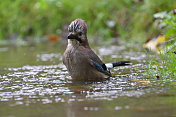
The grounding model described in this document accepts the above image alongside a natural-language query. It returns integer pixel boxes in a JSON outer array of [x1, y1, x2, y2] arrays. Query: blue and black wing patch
[[90, 59, 112, 77]]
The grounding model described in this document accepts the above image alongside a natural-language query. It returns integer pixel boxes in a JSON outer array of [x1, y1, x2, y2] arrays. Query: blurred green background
[[1, 1, 176, 117], [0, 0, 176, 44]]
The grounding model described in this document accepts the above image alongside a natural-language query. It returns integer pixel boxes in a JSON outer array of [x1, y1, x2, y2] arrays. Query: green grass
[[148, 45, 176, 81], [147, 13, 176, 81], [0, 0, 176, 44]]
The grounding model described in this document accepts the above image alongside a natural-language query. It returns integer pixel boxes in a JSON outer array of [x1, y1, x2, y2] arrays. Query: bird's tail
[[105, 61, 130, 69]]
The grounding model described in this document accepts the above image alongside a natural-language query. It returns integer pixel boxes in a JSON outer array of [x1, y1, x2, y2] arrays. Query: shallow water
[[0, 43, 176, 117]]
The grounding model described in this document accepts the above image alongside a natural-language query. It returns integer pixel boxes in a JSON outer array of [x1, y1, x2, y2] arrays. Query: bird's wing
[[87, 49, 104, 65], [86, 49, 112, 77], [90, 59, 112, 77]]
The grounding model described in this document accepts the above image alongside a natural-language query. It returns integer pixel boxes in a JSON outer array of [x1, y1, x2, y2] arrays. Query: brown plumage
[[63, 19, 129, 81]]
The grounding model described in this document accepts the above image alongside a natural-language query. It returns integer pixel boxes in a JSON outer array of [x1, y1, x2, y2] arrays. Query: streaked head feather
[[68, 19, 87, 33]]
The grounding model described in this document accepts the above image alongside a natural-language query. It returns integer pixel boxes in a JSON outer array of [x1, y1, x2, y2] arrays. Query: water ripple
[[0, 47, 155, 106]]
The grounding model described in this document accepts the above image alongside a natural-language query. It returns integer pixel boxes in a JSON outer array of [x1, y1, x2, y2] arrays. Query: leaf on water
[[170, 82, 176, 86], [133, 107, 149, 112], [129, 79, 151, 86]]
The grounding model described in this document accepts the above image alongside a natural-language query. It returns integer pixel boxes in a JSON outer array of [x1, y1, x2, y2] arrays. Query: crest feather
[[68, 19, 87, 33]]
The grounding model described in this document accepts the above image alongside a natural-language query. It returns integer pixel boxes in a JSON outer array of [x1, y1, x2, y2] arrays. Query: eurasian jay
[[63, 19, 129, 81]]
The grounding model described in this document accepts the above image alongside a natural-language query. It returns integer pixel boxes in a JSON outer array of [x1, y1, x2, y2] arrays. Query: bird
[[62, 19, 130, 81]]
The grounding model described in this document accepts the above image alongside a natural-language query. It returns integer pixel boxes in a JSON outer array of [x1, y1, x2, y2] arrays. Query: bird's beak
[[67, 33, 82, 43], [67, 33, 77, 39]]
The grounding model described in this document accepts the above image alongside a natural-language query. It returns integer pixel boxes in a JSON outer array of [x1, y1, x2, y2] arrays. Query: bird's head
[[67, 19, 88, 45]]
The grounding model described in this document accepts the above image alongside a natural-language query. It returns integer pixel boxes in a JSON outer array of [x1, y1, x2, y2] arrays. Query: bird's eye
[[78, 32, 82, 36]]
